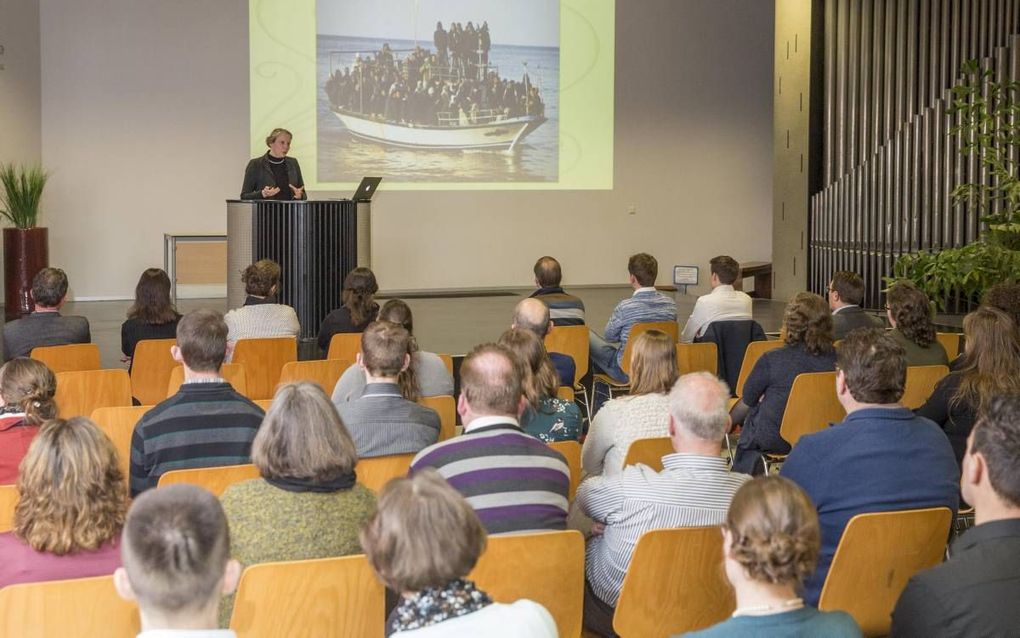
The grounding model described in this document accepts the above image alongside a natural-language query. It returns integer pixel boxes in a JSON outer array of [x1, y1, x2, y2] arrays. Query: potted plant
[[0, 164, 49, 322]]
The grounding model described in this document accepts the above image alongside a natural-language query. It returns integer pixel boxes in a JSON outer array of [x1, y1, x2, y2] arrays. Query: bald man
[[512, 298, 575, 387]]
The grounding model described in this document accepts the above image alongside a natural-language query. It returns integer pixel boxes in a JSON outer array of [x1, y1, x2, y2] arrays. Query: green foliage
[[0, 164, 48, 229], [890, 242, 1020, 311]]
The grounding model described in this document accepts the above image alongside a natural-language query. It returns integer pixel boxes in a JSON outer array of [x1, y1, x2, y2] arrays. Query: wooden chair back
[[545, 325, 589, 385], [614, 527, 734, 637], [91, 405, 153, 486], [676, 342, 718, 375], [356, 453, 415, 493], [936, 332, 961, 360], [418, 394, 456, 440], [229, 554, 384, 638], [327, 332, 362, 363], [30, 343, 101, 373], [157, 463, 260, 497], [621, 321, 680, 377], [902, 365, 950, 409], [232, 337, 297, 401], [735, 340, 784, 397], [556, 386, 575, 402], [0, 575, 140, 638], [278, 359, 351, 395], [55, 369, 132, 419], [548, 440, 581, 501], [166, 362, 247, 397], [819, 507, 953, 637], [469, 530, 585, 638], [129, 338, 177, 405], [777, 371, 845, 448], [437, 353, 454, 375], [254, 399, 273, 411], [622, 437, 674, 472], [0, 484, 18, 533]]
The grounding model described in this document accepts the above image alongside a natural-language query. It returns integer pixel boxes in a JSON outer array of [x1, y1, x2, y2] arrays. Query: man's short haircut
[[710, 256, 741, 286], [533, 256, 562, 288], [459, 343, 523, 416], [829, 271, 866, 306], [31, 267, 68, 308], [512, 298, 552, 338], [361, 321, 411, 377], [983, 283, 1020, 328], [175, 309, 228, 373], [971, 395, 1020, 507], [836, 328, 907, 404], [628, 253, 658, 287], [667, 371, 731, 441], [121, 484, 230, 613]]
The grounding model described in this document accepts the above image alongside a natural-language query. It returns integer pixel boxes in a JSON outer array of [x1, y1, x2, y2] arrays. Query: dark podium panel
[[226, 200, 357, 342]]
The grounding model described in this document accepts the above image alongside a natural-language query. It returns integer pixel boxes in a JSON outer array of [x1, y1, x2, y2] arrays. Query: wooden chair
[[157, 463, 260, 497], [469, 530, 585, 638], [229, 554, 384, 638], [254, 399, 273, 411], [622, 437, 674, 472], [356, 453, 415, 493], [232, 337, 297, 401], [763, 371, 844, 474], [437, 353, 454, 375], [91, 405, 153, 486], [327, 332, 362, 363], [545, 324, 590, 387], [594, 321, 680, 399], [0, 574, 140, 638], [278, 359, 351, 395], [166, 362, 248, 397], [819, 507, 953, 637], [129, 338, 177, 405], [55, 369, 132, 419], [936, 332, 962, 360], [0, 484, 18, 533], [419, 394, 456, 440], [734, 339, 784, 398], [676, 342, 718, 375], [902, 365, 950, 409], [30, 343, 101, 373], [613, 527, 734, 637], [548, 440, 581, 501], [557, 386, 575, 402]]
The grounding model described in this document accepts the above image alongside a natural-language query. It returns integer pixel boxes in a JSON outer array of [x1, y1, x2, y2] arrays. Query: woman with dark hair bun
[[317, 267, 380, 353], [223, 259, 300, 343], [885, 281, 948, 366], [120, 268, 181, 365], [0, 358, 58, 483]]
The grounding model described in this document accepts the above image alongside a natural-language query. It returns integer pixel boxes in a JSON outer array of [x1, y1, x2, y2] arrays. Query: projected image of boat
[[332, 109, 546, 151]]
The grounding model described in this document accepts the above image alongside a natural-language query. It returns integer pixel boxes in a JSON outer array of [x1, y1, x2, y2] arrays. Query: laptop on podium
[[352, 177, 382, 202]]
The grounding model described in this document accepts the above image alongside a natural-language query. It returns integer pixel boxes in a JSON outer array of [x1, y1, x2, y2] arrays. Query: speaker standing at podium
[[239, 127, 307, 201]]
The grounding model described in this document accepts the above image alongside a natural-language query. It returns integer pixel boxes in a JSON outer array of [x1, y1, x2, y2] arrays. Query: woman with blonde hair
[[0, 417, 127, 587], [361, 469, 556, 636], [0, 358, 58, 483], [498, 328, 581, 443], [886, 281, 949, 366], [582, 329, 679, 476], [685, 477, 861, 637], [318, 267, 380, 353], [731, 292, 837, 474]]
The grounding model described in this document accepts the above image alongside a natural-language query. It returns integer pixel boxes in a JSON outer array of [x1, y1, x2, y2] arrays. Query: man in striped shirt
[[529, 256, 586, 326], [409, 343, 570, 534], [578, 372, 749, 636]]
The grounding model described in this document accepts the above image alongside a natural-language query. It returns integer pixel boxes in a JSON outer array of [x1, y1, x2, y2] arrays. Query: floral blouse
[[521, 396, 582, 443]]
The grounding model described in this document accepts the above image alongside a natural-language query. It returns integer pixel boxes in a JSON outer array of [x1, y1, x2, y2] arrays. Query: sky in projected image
[[316, 0, 560, 183]]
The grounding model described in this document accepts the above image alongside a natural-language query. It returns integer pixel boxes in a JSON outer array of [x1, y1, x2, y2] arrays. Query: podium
[[225, 200, 361, 344]]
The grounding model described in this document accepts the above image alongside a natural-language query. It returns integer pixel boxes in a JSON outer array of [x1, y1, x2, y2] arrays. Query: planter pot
[[3, 227, 49, 322]]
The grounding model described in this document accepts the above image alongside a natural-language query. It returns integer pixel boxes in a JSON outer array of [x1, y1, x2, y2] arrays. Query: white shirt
[[680, 284, 753, 343], [463, 415, 521, 433], [394, 600, 557, 637]]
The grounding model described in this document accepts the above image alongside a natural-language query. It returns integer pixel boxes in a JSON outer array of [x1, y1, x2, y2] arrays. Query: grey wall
[[0, 0, 41, 166]]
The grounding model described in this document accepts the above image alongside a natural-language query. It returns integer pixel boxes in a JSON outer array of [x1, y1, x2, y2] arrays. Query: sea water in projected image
[[316, 34, 559, 183]]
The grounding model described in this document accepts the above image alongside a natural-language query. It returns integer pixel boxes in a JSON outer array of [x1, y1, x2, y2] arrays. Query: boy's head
[[114, 485, 239, 626]]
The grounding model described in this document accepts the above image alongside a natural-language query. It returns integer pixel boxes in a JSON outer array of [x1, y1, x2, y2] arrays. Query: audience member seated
[[581, 329, 678, 476], [589, 253, 677, 383], [892, 395, 1020, 637], [335, 322, 440, 458], [361, 469, 557, 637], [219, 382, 376, 623], [129, 310, 264, 497], [916, 306, 1020, 468], [827, 270, 883, 339], [780, 328, 959, 606], [686, 477, 862, 638], [332, 299, 454, 402], [0, 417, 126, 587], [680, 255, 753, 343], [410, 343, 569, 534], [529, 255, 586, 326], [0, 358, 57, 483], [982, 282, 1020, 332], [120, 268, 181, 368], [885, 280, 949, 366], [115, 485, 241, 638], [317, 266, 379, 353], [2, 267, 90, 361], [730, 292, 837, 475], [223, 259, 300, 345], [498, 328, 581, 443], [512, 297, 574, 387], [578, 372, 750, 636]]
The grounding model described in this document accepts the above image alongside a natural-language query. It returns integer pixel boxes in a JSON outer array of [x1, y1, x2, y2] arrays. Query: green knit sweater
[[218, 478, 377, 626]]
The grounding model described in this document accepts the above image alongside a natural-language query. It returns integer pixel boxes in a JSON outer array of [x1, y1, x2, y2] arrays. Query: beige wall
[[35, 0, 773, 299], [0, 0, 41, 166]]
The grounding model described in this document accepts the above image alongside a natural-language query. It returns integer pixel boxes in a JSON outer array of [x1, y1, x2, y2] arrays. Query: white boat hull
[[332, 109, 545, 150]]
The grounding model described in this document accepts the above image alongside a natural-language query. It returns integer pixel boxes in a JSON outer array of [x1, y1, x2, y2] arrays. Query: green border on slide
[[249, 0, 614, 190]]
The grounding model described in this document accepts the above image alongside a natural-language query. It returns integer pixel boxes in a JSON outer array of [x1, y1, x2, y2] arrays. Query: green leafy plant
[[0, 164, 48, 229], [890, 242, 1020, 311]]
